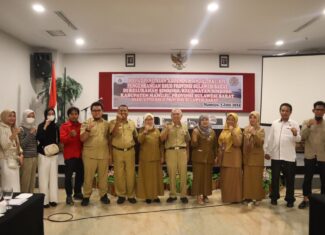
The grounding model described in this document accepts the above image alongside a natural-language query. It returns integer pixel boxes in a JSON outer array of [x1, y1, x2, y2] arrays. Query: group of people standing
[[0, 100, 324, 210]]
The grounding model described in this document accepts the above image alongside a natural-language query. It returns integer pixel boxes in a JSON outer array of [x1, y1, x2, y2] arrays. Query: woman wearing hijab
[[19, 109, 38, 193], [36, 108, 60, 208], [136, 113, 164, 203], [0, 109, 23, 192], [218, 113, 243, 203], [191, 115, 218, 204], [243, 111, 265, 205]]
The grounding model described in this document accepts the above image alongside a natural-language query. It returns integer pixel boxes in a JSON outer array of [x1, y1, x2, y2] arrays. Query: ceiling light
[[32, 3, 45, 13], [75, 38, 85, 46], [323, 9, 325, 15], [190, 39, 199, 46], [207, 2, 219, 12], [275, 40, 284, 46]]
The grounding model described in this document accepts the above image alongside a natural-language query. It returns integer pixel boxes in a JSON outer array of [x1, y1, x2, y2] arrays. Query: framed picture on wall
[[219, 54, 229, 68], [125, 54, 136, 67]]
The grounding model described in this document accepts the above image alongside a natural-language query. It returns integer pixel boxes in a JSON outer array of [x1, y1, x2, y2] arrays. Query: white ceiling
[[1, 0, 325, 55]]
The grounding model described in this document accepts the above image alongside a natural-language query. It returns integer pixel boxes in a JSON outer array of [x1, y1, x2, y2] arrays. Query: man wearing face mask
[[298, 101, 325, 209], [36, 108, 60, 208], [109, 104, 138, 204], [19, 109, 38, 193], [60, 107, 83, 205]]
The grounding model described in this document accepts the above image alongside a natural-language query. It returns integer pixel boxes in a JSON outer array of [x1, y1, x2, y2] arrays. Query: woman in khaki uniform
[[243, 111, 265, 205], [218, 113, 243, 203], [136, 113, 164, 203], [191, 115, 218, 204]]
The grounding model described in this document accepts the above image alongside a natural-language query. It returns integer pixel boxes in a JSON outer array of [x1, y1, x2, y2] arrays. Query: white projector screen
[[261, 55, 325, 124]]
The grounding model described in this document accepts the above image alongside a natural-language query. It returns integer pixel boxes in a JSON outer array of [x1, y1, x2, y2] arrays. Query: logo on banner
[[171, 52, 187, 70]]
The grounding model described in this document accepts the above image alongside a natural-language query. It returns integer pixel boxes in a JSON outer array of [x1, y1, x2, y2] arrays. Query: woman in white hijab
[[19, 109, 38, 193], [136, 113, 164, 203], [0, 109, 23, 192]]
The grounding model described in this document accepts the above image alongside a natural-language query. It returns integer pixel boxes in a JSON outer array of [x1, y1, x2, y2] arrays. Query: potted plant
[[212, 172, 220, 190], [38, 75, 83, 125], [107, 169, 116, 196], [263, 168, 272, 196]]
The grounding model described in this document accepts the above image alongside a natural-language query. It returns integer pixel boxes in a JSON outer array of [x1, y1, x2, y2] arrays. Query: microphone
[[81, 97, 104, 111]]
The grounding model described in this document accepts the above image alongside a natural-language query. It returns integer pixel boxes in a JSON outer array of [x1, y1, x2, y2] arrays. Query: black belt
[[166, 146, 186, 150], [112, 146, 134, 152]]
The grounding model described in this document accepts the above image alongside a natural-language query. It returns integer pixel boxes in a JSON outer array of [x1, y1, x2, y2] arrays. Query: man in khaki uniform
[[80, 102, 110, 206], [160, 108, 191, 203], [110, 105, 138, 204], [298, 101, 325, 209]]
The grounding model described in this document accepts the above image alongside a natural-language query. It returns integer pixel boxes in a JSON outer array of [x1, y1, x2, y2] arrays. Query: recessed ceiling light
[[207, 2, 219, 12], [190, 39, 199, 46], [275, 40, 284, 46], [32, 3, 45, 13], [75, 38, 85, 46]]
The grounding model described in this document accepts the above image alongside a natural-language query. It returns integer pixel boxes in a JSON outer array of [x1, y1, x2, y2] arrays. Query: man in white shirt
[[265, 103, 301, 208]]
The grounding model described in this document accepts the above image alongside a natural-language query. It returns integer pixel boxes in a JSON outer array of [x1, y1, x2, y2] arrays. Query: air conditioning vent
[[46, 30, 66, 36], [54, 11, 78, 30]]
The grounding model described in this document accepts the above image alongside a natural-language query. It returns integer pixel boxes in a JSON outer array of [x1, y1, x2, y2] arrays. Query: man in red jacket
[[60, 107, 83, 205]]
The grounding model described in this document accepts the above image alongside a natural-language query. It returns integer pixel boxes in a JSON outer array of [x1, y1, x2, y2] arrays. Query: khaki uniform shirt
[[81, 118, 109, 159], [301, 119, 325, 162], [109, 119, 138, 148], [161, 122, 191, 149]]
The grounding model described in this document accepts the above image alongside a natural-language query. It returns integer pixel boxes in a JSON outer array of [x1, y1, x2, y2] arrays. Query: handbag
[[44, 144, 59, 156], [7, 157, 19, 169]]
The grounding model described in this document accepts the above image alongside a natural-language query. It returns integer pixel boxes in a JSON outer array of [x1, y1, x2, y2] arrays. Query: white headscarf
[[20, 109, 36, 129]]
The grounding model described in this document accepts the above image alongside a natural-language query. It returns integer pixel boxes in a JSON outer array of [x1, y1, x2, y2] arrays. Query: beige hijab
[[218, 113, 241, 152], [0, 109, 16, 128]]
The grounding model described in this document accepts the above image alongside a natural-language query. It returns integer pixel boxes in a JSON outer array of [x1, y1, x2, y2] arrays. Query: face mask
[[315, 116, 323, 121], [26, 117, 35, 124], [47, 115, 55, 121]]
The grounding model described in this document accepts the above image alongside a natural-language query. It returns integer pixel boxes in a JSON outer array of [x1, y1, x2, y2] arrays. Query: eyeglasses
[[91, 109, 102, 112]]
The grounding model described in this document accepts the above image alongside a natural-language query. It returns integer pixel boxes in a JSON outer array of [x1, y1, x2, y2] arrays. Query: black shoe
[[66, 196, 74, 205], [128, 198, 137, 204], [166, 197, 177, 203], [73, 193, 84, 200], [153, 198, 161, 203], [287, 202, 294, 208], [145, 199, 152, 204], [180, 197, 188, 204], [298, 200, 309, 209], [100, 194, 110, 204], [43, 204, 50, 208], [271, 199, 277, 205], [117, 197, 126, 204], [81, 198, 90, 206], [49, 202, 57, 207]]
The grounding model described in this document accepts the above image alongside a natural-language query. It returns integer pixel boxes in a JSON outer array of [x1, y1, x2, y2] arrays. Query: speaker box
[[34, 53, 52, 78], [154, 117, 160, 125]]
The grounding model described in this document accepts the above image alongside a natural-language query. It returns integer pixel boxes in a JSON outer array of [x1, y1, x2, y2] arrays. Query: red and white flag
[[48, 62, 57, 109]]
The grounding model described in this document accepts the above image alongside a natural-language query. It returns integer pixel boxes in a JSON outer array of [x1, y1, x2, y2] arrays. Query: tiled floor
[[43, 188, 309, 235]]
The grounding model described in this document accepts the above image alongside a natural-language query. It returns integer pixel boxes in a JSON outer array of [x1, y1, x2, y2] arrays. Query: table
[[309, 194, 325, 235], [0, 193, 45, 235]]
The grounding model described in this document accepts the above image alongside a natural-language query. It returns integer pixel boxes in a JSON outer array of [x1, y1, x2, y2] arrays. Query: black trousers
[[302, 158, 325, 197], [270, 159, 296, 203], [64, 158, 84, 196]]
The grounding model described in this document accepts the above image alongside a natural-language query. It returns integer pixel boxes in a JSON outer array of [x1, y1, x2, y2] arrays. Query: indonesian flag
[[48, 62, 57, 109]]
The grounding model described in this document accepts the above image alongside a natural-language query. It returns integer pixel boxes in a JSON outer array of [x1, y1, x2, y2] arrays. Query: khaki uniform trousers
[[113, 148, 136, 198], [20, 157, 38, 193], [165, 149, 188, 197], [83, 157, 108, 198]]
